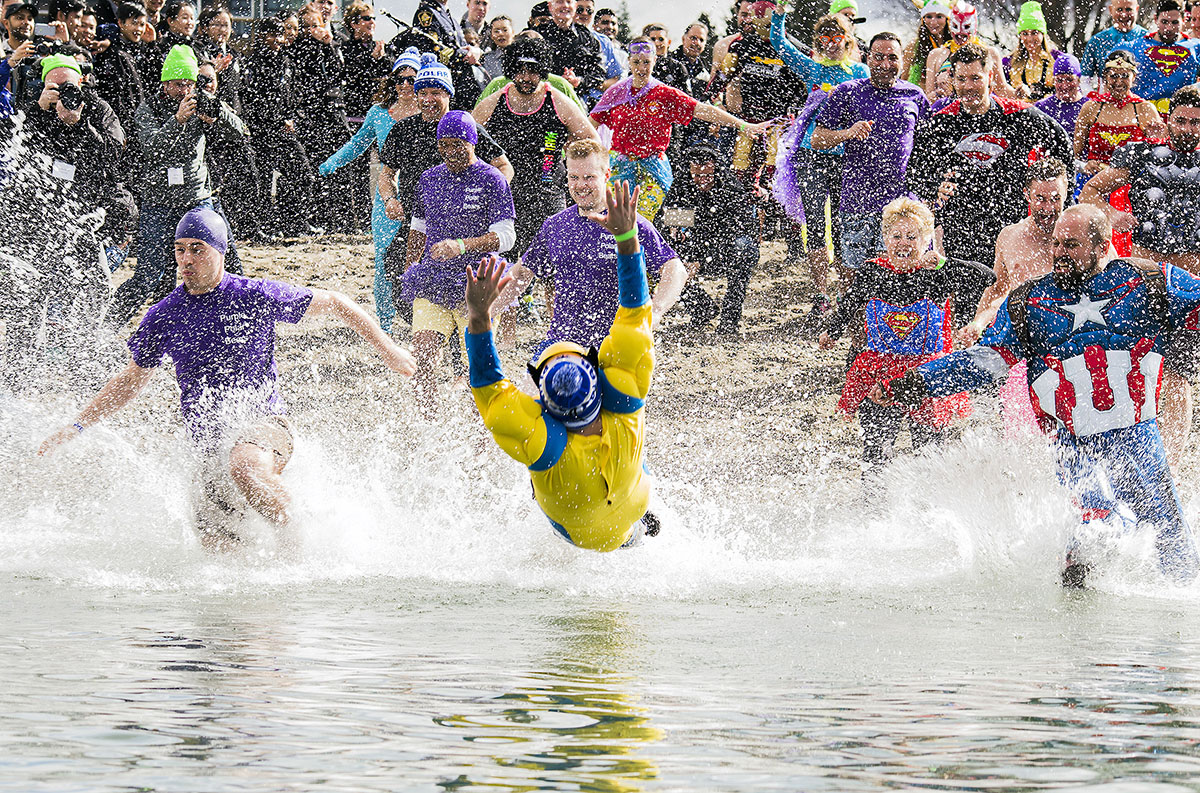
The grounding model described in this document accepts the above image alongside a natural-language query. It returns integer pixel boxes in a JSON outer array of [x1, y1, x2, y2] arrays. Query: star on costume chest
[[1062, 294, 1113, 330]]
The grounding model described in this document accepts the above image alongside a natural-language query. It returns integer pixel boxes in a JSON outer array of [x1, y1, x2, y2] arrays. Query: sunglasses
[[397, 75, 415, 85], [817, 33, 845, 43]]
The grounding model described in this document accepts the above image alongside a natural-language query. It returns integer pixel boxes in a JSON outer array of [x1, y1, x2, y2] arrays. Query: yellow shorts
[[732, 125, 783, 172], [412, 298, 468, 340]]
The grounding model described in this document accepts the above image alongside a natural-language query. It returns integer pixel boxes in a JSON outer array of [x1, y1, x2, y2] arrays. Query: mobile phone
[[34, 23, 56, 37]]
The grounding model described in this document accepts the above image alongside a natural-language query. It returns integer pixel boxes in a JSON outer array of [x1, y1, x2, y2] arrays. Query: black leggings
[[858, 399, 946, 467]]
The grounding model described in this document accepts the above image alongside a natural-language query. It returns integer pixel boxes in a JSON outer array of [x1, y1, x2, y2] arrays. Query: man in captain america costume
[[874, 204, 1200, 588]]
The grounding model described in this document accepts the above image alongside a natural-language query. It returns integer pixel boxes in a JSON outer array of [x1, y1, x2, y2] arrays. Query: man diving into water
[[39, 207, 417, 550], [463, 183, 659, 551]]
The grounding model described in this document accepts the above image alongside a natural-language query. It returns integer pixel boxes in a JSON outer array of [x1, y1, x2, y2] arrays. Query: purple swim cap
[[175, 206, 229, 254], [1054, 53, 1081, 77], [436, 110, 478, 145]]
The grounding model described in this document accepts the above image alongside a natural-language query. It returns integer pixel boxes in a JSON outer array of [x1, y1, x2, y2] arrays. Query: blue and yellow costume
[[465, 250, 654, 552]]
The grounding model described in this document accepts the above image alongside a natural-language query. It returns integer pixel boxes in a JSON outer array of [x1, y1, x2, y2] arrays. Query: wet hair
[[197, 5, 228, 30], [642, 22, 667, 35], [161, 0, 193, 21], [812, 14, 852, 49], [1159, 0, 1184, 15], [595, 7, 617, 20], [490, 13, 511, 24], [1171, 83, 1200, 114], [117, 1, 146, 21], [948, 41, 991, 74], [502, 35, 552, 79], [1026, 157, 1068, 186], [683, 145, 720, 165], [869, 31, 903, 50], [881, 197, 935, 239], [565, 138, 609, 162]]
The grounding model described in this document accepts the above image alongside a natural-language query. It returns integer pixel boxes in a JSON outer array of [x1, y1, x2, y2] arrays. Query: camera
[[194, 74, 220, 117], [35, 37, 62, 57], [56, 81, 83, 111]]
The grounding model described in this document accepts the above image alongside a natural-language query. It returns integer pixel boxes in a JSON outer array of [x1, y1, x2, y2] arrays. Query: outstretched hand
[[465, 254, 513, 332], [582, 181, 639, 240]]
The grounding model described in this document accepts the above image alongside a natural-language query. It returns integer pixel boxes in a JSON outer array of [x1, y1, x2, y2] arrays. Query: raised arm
[[464, 255, 551, 466], [38, 360, 156, 456], [769, 9, 814, 82], [303, 289, 416, 375]]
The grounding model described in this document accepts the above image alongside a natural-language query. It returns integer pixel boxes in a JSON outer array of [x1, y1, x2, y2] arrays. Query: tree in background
[[616, 0, 633, 42], [697, 11, 716, 64]]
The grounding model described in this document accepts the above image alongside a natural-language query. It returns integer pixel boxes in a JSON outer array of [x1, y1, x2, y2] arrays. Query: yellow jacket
[[466, 253, 654, 551]]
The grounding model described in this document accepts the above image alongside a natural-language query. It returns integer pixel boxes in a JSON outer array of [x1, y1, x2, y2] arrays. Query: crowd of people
[[11, 0, 1200, 584]]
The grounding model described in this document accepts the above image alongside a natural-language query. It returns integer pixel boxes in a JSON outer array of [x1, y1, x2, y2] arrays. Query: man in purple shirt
[[812, 31, 930, 273], [498, 138, 687, 355], [402, 109, 516, 415], [1034, 54, 1087, 138], [40, 207, 416, 551]]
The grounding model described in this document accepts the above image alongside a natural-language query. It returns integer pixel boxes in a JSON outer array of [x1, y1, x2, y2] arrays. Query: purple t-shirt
[[404, 159, 516, 308], [522, 209, 675, 347], [127, 274, 313, 448], [1034, 95, 1088, 136], [816, 77, 930, 214]]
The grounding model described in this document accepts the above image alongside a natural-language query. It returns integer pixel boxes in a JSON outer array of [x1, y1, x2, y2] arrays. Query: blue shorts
[[840, 211, 883, 271]]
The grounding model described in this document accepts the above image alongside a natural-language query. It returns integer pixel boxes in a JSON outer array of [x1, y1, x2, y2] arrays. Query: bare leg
[[412, 329, 446, 419], [229, 442, 291, 526], [1161, 369, 1193, 470]]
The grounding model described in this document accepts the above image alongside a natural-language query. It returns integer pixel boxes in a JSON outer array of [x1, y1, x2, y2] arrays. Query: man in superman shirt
[[1114, 0, 1200, 114], [875, 205, 1200, 588], [907, 43, 1072, 270]]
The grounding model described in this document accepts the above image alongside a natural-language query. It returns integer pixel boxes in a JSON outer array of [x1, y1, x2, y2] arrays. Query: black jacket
[[20, 87, 136, 235], [658, 169, 758, 263], [288, 34, 348, 124], [242, 47, 297, 133], [194, 36, 245, 115], [340, 36, 389, 119], [533, 20, 605, 98], [92, 43, 145, 132]]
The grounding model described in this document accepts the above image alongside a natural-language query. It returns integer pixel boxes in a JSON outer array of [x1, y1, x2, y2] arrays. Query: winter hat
[[40, 53, 82, 81], [1054, 53, 1082, 76], [1017, 1, 1047, 35], [392, 45, 421, 73], [413, 52, 453, 96], [829, 0, 865, 23], [915, 0, 953, 17], [436, 109, 478, 145], [175, 206, 229, 255], [161, 44, 199, 82]]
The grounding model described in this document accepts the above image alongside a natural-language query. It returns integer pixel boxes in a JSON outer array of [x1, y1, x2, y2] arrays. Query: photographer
[[195, 57, 260, 243], [107, 43, 245, 329], [3, 2, 67, 107], [2, 52, 133, 388], [659, 145, 759, 336]]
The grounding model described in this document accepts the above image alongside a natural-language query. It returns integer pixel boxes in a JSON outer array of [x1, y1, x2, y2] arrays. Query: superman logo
[[1147, 45, 1190, 75], [883, 312, 922, 338], [954, 132, 1010, 167]]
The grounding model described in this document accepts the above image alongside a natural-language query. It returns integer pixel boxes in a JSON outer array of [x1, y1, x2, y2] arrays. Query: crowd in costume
[[9, 0, 1200, 589]]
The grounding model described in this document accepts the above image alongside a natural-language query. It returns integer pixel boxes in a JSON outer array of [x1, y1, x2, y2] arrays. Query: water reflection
[[435, 610, 662, 792]]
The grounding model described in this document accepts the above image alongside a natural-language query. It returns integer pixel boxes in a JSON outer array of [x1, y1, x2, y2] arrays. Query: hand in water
[[868, 384, 893, 406], [38, 426, 78, 457]]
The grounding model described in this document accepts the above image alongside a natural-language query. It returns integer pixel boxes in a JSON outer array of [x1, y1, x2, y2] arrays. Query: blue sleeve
[[1080, 34, 1101, 78], [920, 346, 1015, 398], [815, 82, 848, 129], [1165, 263, 1200, 326], [465, 329, 505, 388], [320, 107, 378, 174], [0, 58, 12, 91], [770, 12, 814, 84], [598, 34, 622, 79], [617, 251, 650, 309]]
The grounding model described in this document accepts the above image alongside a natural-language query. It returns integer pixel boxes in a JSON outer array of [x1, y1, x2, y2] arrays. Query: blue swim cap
[[539, 356, 601, 429]]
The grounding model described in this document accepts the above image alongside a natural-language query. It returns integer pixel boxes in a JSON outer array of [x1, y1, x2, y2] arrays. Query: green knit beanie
[[829, 0, 858, 15], [160, 44, 199, 82], [40, 53, 82, 81], [1017, 1, 1047, 35]]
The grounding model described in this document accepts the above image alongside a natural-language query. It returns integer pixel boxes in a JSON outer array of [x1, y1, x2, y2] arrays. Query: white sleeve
[[490, 218, 516, 253], [410, 217, 427, 234]]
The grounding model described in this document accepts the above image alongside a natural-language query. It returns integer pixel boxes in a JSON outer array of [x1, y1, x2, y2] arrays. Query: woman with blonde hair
[[818, 197, 993, 470]]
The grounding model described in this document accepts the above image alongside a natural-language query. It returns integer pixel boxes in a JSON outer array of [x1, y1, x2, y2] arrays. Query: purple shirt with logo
[[522, 209, 676, 347], [1034, 94, 1088, 136], [816, 77, 930, 214], [127, 274, 313, 448], [405, 159, 516, 308]]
